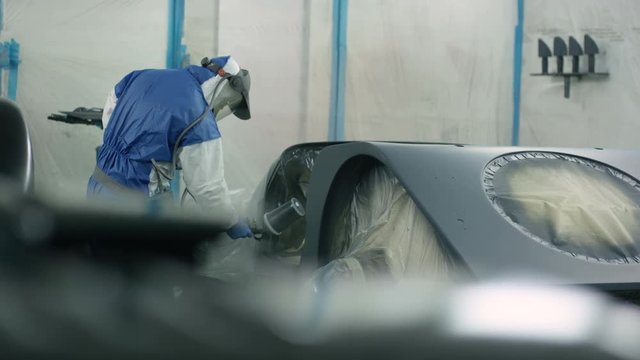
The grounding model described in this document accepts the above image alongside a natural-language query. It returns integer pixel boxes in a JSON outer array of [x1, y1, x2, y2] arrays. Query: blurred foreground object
[[0, 97, 33, 193], [0, 176, 230, 264], [3, 100, 640, 358], [0, 259, 638, 360]]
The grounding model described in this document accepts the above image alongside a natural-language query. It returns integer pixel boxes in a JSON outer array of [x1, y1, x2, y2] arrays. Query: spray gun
[[247, 198, 306, 240]]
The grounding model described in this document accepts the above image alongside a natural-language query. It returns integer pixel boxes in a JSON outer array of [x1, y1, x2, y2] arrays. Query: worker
[[87, 56, 254, 240]]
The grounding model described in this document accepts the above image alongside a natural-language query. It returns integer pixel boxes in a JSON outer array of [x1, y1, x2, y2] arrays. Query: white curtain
[[10, 0, 639, 201], [184, 0, 333, 193], [344, 0, 517, 145]]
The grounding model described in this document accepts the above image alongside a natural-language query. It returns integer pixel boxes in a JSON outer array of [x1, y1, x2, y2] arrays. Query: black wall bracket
[[531, 34, 609, 99]]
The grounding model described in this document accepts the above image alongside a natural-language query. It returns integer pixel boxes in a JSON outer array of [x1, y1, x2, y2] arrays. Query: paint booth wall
[[2, 0, 333, 198], [521, 0, 640, 148], [184, 0, 333, 192], [5, 0, 640, 201], [344, 0, 517, 145], [1, 0, 167, 200], [183, 0, 518, 194]]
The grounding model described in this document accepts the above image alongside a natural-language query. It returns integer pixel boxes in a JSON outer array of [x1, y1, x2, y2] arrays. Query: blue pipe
[[328, 0, 348, 141], [166, 0, 176, 68], [0, 2, 17, 101], [167, 0, 186, 200], [166, 0, 185, 69], [8, 39, 19, 101], [512, 0, 524, 146]]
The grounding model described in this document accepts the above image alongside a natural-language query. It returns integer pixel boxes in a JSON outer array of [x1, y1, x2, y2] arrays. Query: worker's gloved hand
[[226, 221, 253, 239]]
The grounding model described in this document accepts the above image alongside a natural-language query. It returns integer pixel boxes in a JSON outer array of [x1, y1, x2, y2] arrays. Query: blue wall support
[[328, 0, 348, 141], [7, 39, 19, 101], [0, 39, 20, 101], [167, 0, 187, 200], [166, 0, 186, 69], [0, 1, 20, 101], [512, 0, 524, 146]]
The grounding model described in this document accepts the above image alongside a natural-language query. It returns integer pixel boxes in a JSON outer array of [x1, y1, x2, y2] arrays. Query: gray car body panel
[[301, 141, 640, 288]]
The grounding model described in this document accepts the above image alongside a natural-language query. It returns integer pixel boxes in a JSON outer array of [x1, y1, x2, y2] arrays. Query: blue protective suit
[[87, 56, 250, 234], [87, 63, 226, 196]]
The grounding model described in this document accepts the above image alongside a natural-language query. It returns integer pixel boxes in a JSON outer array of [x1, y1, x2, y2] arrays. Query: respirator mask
[[201, 57, 251, 121]]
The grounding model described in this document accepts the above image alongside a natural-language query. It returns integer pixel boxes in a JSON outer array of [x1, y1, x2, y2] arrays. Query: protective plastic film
[[315, 164, 456, 282], [484, 152, 640, 263], [259, 145, 324, 257], [197, 145, 324, 280]]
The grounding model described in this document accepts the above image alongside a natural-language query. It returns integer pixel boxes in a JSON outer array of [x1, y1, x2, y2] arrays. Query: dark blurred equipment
[[4, 95, 640, 358], [0, 97, 33, 193], [48, 107, 104, 128], [0, 256, 638, 360], [2, 172, 640, 359], [0, 176, 229, 265], [532, 34, 608, 98]]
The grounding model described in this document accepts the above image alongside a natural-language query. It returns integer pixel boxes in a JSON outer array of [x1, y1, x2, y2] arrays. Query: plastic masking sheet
[[251, 145, 324, 258], [484, 152, 640, 263], [315, 165, 457, 282], [198, 145, 323, 280]]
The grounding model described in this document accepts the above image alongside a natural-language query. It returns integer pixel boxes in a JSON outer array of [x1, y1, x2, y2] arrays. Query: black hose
[[151, 75, 229, 188]]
